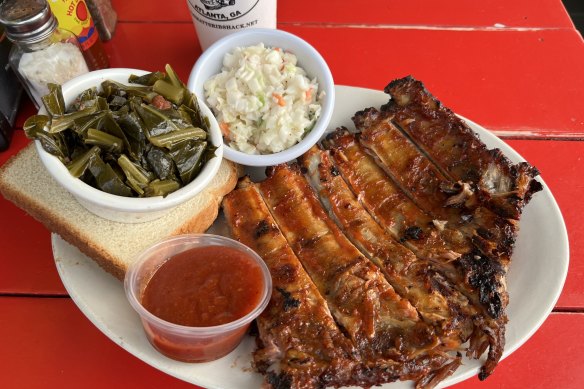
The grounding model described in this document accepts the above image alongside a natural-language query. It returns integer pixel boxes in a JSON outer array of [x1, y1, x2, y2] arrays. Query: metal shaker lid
[[0, 0, 58, 44]]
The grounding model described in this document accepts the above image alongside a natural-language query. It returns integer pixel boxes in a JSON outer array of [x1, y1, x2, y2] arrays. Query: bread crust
[[0, 143, 241, 281]]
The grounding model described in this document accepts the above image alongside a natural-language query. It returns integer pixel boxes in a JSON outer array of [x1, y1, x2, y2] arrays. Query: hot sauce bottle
[[47, 0, 109, 70]]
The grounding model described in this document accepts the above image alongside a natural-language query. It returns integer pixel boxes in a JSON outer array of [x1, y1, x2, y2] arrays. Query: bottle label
[[188, 0, 277, 50], [48, 0, 98, 51], [193, 0, 259, 22]]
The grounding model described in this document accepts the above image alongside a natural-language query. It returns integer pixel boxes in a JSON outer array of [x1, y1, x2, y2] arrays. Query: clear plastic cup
[[124, 234, 272, 362]]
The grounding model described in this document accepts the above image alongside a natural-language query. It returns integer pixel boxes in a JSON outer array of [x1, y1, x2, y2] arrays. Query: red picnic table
[[1, 0, 583, 388]]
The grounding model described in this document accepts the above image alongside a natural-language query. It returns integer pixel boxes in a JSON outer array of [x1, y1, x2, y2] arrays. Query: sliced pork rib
[[258, 165, 455, 381], [223, 178, 363, 388], [224, 172, 460, 388], [220, 76, 541, 387], [355, 106, 519, 265], [381, 76, 542, 220], [322, 129, 506, 379], [298, 146, 475, 349]]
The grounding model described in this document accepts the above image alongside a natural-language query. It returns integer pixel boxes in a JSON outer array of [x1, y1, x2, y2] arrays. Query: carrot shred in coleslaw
[[204, 43, 322, 154]]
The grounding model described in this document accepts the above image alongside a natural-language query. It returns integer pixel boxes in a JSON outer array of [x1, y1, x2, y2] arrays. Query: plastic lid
[[0, 0, 57, 44]]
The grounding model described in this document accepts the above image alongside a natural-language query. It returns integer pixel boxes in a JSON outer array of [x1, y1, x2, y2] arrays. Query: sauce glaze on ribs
[[223, 179, 364, 388], [381, 76, 542, 220], [220, 76, 540, 388], [354, 107, 519, 304], [298, 146, 475, 349], [258, 165, 449, 368], [322, 129, 507, 379], [225, 171, 461, 388]]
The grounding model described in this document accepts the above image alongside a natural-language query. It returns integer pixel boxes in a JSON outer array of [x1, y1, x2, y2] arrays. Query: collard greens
[[24, 65, 217, 198]]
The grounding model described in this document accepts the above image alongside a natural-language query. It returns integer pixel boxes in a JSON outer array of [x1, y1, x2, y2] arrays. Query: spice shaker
[[0, 0, 90, 109]]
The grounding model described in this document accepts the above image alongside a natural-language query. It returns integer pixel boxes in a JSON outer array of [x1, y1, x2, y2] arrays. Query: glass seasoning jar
[[0, 0, 90, 109]]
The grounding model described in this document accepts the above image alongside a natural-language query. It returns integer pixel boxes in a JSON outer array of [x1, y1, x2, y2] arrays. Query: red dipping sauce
[[125, 235, 271, 363], [142, 246, 265, 328]]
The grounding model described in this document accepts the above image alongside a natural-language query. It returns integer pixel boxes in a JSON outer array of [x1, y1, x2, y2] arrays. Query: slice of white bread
[[0, 143, 240, 280]]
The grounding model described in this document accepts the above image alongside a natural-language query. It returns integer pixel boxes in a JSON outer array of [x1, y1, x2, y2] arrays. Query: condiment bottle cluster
[[0, 0, 110, 109]]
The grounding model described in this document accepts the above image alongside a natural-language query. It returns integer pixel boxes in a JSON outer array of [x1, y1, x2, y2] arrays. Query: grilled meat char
[[223, 179, 363, 388], [370, 75, 541, 378], [381, 76, 542, 220], [220, 76, 540, 387], [224, 173, 460, 389], [322, 130, 506, 379], [258, 165, 453, 374], [354, 108, 518, 308], [322, 129, 468, 263], [355, 107, 517, 259], [299, 146, 475, 349]]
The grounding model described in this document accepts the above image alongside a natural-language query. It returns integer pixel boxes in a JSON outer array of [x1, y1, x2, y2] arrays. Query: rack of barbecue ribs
[[222, 76, 542, 389]]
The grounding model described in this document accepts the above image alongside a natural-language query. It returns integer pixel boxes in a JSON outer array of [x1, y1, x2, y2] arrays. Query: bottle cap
[[0, 0, 58, 44]]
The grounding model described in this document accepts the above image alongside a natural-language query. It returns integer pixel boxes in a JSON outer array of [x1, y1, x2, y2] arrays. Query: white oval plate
[[53, 85, 569, 388]]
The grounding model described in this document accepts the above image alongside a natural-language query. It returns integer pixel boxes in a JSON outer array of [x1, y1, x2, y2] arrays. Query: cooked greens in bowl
[[24, 65, 217, 198], [22, 66, 223, 223]]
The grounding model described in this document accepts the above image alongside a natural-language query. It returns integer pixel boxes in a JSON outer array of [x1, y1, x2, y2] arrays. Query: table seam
[[113, 19, 579, 32]]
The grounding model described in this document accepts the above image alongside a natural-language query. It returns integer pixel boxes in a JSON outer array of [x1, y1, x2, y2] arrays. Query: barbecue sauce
[[140, 245, 265, 362], [142, 245, 264, 327]]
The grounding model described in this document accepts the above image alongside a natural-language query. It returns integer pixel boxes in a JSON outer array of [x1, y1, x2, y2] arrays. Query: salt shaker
[[0, 0, 90, 109]]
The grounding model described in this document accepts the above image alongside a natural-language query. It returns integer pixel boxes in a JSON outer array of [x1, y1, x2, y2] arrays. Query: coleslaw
[[203, 43, 322, 154]]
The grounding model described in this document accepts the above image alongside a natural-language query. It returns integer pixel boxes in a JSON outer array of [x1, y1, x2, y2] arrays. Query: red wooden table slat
[[1, 296, 582, 388], [12, 24, 584, 137], [101, 23, 200, 79], [453, 312, 584, 388], [111, 0, 576, 29], [0, 297, 200, 389], [284, 26, 584, 137], [279, 0, 576, 29], [506, 139, 584, 309], [111, 0, 191, 23], [0, 199, 64, 295]]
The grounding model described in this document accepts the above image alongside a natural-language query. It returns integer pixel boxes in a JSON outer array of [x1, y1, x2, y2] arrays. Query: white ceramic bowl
[[187, 28, 335, 166], [35, 68, 223, 223]]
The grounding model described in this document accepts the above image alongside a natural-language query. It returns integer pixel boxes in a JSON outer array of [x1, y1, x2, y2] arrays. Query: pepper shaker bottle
[[0, 0, 90, 109]]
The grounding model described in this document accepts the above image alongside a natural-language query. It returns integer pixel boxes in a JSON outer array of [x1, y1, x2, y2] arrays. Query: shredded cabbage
[[204, 43, 322, 154]]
